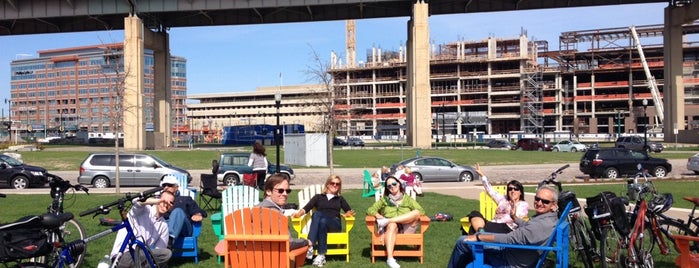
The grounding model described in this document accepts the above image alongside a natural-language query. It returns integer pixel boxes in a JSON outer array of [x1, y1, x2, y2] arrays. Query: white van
[[77, 153, 191, 188]]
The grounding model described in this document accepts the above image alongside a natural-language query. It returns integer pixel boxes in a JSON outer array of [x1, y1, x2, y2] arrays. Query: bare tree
[[303, 46, 345, 173], [101, 46, 135, 193]]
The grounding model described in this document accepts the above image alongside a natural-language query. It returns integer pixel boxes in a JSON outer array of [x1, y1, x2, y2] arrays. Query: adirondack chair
[[291, 184, 355, 261], [221, 207, 308, 268], [210, 185, 260, 263], [170, 172, 202, 263], [362, 169, 378, 198], [460, 185, 506, 233], [365, 197, 431, 263], [464, 202, 573, 268], [672, 234, 699, 268]]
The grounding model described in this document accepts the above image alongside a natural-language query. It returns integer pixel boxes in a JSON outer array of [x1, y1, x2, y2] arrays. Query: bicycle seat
[[682, 196, 699, 206], [40, 212, 74, 229]]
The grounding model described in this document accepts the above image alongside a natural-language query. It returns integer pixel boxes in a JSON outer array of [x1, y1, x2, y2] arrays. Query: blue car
[[216, 153, 295, 186]]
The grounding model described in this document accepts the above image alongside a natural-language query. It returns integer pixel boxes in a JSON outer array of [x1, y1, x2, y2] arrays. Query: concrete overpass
[[1, 0, 697, 149]]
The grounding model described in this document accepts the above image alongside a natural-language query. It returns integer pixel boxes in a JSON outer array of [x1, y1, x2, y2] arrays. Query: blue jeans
[[167, 208, 193, 239], [447, 235, 508, 268], [307, 211, 342, 254]]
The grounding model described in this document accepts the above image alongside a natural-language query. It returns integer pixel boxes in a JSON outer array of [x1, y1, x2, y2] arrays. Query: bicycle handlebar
[[47, 173, 89, 195], [537, 164, 570, 192], [79, 187, 163, 217]]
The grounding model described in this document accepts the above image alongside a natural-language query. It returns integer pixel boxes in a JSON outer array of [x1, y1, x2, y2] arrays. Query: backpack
[[0, 216, 52, 261], [430, 212, 453, 222]]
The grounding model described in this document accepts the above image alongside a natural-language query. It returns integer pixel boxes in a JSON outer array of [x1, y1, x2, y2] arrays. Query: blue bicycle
[[16, 187, 164, 268]]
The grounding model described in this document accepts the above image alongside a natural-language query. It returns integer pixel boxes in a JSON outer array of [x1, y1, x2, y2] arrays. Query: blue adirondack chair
[[170, 172, 202, 263], [464, 202, 573, 268]]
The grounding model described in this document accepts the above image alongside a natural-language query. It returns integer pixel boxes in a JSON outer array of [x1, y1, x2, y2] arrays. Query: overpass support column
[[123, 15, 146, 150], [145, 28, 172, 149], [406, 0, 431, 149], [664, 2, 698, 141]]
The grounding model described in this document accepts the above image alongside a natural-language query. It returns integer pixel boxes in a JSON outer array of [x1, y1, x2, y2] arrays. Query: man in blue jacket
[[160, 176, 207, 246], [447, 185, 560, 268]]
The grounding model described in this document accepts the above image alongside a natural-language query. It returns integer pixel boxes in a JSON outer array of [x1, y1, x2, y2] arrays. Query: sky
[[0, 3, 674, 107]]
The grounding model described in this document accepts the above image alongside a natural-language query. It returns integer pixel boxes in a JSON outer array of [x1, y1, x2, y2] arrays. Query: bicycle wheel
[[657, 218, 697, 253], [633, 224, 655, 268], [570, 217, 595, 268], [127, 243, 162, 268], [33, 218, 86, 268], [599, 224, 623, 268]]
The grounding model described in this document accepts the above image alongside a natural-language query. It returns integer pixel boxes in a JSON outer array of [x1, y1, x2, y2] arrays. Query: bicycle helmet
[[649, 193, 673, 213]]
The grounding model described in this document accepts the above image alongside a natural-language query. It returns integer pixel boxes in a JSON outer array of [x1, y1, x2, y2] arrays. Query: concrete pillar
[[123, 15, 146, 151], [664, 2, 698, 141], [145, 30, 172, 149], [406, 0, 431, 148]]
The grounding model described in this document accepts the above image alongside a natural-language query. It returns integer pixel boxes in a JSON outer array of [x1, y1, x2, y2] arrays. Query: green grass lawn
[[0, 190, 477, 267], [15, 148, 698, 171]]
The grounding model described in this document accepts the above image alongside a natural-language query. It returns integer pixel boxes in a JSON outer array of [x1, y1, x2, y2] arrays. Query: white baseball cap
[[160, 175, 179, 187]]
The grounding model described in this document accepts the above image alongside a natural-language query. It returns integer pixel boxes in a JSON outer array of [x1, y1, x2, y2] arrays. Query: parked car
[[485, 139, 514, 150], [77, 153, 192, 188], [552, 140, 588, 152], [615, 136, 664, 153], [579, 148, 671, 179], [333, 137, 348, 146], [216, 152, 295, 185], [347, 137, 365, 147], [389, 156, 479, 182], [0, 154, 48, 189], [514, 138, 552, 151], [687, 153, 699, 175]]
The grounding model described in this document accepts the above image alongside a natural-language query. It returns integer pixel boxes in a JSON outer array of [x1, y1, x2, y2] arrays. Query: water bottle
[[626, 178, 635, 200], [97, 254, 111, 268]]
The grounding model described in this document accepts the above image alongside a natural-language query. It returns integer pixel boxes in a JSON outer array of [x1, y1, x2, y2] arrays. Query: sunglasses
[[534, 196, 553, 205], [162, 183, 177, 188], [329, 182, 341, 186], [273, 188, 292, 194], [387, 182, 399, 187], [507, 187, 520, 192]]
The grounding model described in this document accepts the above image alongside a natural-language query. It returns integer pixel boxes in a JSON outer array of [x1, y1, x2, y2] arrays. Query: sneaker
[[306, 246, 314, 259], [377, 218, 390, 234], [386, 258, 401, 268], [312, 255, 326, 267]]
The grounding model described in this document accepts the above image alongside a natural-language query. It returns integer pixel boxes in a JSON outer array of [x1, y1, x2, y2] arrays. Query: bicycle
[[538, 163, 597, 268], [594, 164, 677, 268], [17, 187, 165, 268], [32, 174, 89, 267]]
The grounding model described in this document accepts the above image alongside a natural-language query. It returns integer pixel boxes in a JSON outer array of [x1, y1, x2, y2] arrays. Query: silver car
[[390, 156, 479, 182], [687, 153, 699, 175], [552, 140, 588, 152], [78, 153, 192, 188]]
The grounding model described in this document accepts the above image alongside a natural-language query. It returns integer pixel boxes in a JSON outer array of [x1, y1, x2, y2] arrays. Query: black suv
[[579, 148, 671, 179], [615, 136, 664, 153], [0, 154, 48, 189]]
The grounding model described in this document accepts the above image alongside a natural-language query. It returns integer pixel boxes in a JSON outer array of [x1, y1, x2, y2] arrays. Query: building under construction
[[328, 22, 699, 140]]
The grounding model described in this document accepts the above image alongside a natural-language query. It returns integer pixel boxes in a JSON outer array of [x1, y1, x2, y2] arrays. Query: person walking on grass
[[248, 141, 268, 189]]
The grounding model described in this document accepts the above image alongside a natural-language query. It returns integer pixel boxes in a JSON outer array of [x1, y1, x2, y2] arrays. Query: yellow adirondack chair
[[291, 184, 354, 261], [460, 185, 506, 233]]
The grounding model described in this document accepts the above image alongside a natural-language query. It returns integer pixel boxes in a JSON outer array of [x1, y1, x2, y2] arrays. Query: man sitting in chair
[[447, 185, 559, 268], [160, 176, 207, 246]]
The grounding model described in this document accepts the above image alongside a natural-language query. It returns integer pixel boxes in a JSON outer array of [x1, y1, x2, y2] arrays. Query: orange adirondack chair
[[365, 215, 431, 263], [672, 234, 699, 268], [220, 207, 308, 268]]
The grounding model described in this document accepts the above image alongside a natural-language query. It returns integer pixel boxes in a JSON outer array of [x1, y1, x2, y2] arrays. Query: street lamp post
[[642, 99, 648, 150], [441, 104, 446, 145], [4, 98, 12, 144], [274, 92, 281, 175]]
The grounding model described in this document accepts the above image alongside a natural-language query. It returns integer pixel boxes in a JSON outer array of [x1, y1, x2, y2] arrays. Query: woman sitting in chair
[[465, 163, 528, 235], [293, 175, 354, 267], [366, 176, 425, 268], [399, 167, 423, 197]]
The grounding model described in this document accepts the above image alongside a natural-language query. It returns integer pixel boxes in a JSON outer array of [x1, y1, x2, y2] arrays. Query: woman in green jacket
[[366, 176, 425, 268]]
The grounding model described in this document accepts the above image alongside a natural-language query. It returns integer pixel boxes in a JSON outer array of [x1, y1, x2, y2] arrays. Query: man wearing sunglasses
[[259, 174, 311, 251], [447, 185, 560, 268]]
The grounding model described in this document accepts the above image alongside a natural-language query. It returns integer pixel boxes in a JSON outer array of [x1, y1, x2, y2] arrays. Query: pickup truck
[[216, 152, 295, 186]]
